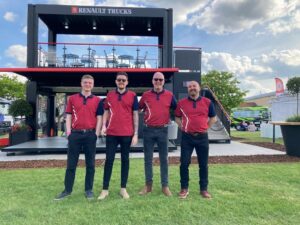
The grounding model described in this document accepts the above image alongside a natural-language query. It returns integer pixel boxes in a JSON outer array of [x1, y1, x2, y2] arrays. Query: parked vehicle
[[0, 98, 14, 134], [231, 106, 270, 130]]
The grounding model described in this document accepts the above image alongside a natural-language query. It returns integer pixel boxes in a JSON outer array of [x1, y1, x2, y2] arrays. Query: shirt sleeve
[[104, 97, 109, 110], [208, 101, 216, 117], [138, 94, 145, 110], [132, 95, 139, 111], [170, 95, 177, 110], [97, 99, 104, 116], [65, 96, 72, 114], [174, 102, 182, 117]]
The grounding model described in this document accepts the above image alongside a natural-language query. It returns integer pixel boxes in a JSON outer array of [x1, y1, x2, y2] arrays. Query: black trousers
[[103, 135, 132, 189], [180, 132, 209, 191], [64, 131, 97, 193]]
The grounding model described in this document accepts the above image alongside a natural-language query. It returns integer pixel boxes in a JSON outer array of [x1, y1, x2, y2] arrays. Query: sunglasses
[[153, 78, 164, 82], [116, 79, 127, 82]]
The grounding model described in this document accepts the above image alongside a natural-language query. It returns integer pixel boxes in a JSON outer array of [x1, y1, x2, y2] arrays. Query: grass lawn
[[0, 160, 299, 225], [231, 130, 284, 145]]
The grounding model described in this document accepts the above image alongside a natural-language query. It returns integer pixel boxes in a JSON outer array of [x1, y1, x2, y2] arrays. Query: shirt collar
[[151, 88, 165, 95], [115, 88, 128, 95], [79, 92, 94, 99], [188, 96, 202, 102]]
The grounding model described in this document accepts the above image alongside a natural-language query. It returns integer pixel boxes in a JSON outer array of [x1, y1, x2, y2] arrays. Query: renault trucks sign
[[71, 6, 132, 15]]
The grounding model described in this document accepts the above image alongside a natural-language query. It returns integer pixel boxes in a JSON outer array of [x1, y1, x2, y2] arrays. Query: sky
[[1, 0, 300, 97]]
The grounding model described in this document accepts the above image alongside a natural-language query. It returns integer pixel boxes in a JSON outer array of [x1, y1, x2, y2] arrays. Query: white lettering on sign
[[72, 7, 132, 15]]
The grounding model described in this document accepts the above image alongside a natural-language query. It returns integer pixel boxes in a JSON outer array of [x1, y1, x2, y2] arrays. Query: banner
[[275, 78, 284, 96]]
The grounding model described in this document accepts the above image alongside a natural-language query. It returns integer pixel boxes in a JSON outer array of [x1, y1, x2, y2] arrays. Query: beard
[[188, 89, 197, 96]]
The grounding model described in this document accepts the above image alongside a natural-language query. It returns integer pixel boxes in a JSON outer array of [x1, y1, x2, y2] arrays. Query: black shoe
[[85, 190, 94, 200], [54, 191, 71, 201]]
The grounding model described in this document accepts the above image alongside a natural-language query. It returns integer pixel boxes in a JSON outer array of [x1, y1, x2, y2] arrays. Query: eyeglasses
[[153, 78, 164, 82], [116, 79, 127, 82]]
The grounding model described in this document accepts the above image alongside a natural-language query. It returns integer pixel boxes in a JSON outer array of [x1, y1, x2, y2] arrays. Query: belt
[[71, 129, 95, 133], [145, 124, 168, 128], [186, 132, 207, 136]]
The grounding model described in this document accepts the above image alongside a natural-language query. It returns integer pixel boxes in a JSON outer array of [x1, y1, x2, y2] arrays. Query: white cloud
[[5, 45, 27, 65], [260, 49, 300, 66], [3, 12, 17, 22], [188, 0, 298, 34], [47, 0, 95, 5], [202, 51, 272, 76], [22, 26, 27, 34], [0, 72, 27, 83], [267, 10, 300, 35]]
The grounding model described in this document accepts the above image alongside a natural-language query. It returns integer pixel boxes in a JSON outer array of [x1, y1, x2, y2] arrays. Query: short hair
[[116, 71, 128, 79], [81, 74, 94, 81]]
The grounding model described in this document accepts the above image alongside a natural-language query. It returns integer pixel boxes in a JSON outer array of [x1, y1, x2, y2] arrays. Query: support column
[[26, 81, 38, 140], [46, 94, 57, 136]]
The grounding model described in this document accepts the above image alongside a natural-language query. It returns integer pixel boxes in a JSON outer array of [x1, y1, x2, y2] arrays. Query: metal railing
[[37, 42, 162, 68]]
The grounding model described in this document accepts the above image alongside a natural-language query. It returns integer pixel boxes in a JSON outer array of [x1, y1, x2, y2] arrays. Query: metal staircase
[[201, 86, 231, 143]]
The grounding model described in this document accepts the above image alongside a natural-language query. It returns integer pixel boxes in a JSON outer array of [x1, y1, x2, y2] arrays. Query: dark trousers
[[64, 131, 97, 193], [180, 132, 209, 191], [143, 126, 169, 187], [103, 135, 132, 189]]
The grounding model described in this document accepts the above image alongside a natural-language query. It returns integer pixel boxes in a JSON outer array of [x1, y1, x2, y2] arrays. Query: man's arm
[[95, 115, 102, 136], [175, 116, 182, 130], [131, 111, 139, 146], [65, 114, 72, 136], [208, 116, 217, 128], [101, 110, 109, 136]]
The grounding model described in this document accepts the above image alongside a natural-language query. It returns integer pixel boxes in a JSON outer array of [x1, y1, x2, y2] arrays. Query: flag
[[275, 78, 284, 96]]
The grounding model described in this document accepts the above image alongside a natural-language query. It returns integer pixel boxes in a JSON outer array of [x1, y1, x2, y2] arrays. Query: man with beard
[[175, 81, 217, 199], [138, 72, 177, 196], [98, 72, 138, 200]]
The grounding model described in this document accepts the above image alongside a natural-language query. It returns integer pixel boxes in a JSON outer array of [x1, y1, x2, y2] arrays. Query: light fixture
[[92, 21, 97, 30], [64, 22, 69, 29], [120, 22, 124, 31], [147, 21, 151, 31]]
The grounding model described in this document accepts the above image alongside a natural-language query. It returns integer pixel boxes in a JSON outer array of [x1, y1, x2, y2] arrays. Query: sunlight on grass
[[231, 130, 284, 144], [0, 160, 299, 225]]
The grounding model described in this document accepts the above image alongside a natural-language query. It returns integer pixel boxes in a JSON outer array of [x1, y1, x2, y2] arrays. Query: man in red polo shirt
[[175, 81, 217, 199], [55, 74, 103, 200], [98, 72, 138, 200], [138, 72, 177, 196]]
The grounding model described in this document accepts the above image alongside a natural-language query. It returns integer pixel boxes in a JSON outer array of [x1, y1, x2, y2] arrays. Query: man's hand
[[131, 133, 138, 146], [101, 126, 107, 136]]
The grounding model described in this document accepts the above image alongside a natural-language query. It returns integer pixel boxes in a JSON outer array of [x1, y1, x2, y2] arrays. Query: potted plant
[[8, 99, 33, 145], [272, 77, 300, 157]]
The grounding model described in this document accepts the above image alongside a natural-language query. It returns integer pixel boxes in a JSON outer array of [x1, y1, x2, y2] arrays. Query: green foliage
[[202, 70, 247, 113], [286, 76, 300, 95], [286, 115, 300, 122], [0, 74, 26, 100], [8, 99, 32, 118], [286, 76, 300, 115]]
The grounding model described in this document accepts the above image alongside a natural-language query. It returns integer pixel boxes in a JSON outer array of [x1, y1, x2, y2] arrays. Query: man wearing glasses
[[138, 72, 177, 196], [98, 72, 139, 200]]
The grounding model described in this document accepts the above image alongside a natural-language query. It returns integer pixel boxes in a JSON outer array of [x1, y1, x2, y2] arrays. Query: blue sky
[[1, 0, 300, 97]]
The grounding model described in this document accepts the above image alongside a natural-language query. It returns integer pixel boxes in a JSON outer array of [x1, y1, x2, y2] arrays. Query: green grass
[[1, 160, 300, 225], [231, 130, 284, 145]]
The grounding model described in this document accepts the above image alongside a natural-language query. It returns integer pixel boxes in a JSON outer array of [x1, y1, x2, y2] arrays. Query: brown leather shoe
[[178, 189, 189, 199], [200, 190, 212, 199], [138, 183, 152, 195], [162, 186, 172, 196]]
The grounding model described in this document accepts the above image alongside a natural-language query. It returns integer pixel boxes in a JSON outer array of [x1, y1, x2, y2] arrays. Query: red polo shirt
[[65, 93, 102, 130], [139, 89, 177, 126], [175, 96, 216, 133], [104, 89, 138, 136]]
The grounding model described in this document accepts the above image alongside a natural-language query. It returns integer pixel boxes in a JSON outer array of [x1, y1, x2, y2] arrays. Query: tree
[[286, 76, 300, 115], [9, 99, 33, 119], [201, 70, 247, 113], [0, 74, 26, 100]]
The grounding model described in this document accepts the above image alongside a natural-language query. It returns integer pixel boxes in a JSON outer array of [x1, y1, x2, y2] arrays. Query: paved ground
[[0, 141, 284, 162]]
